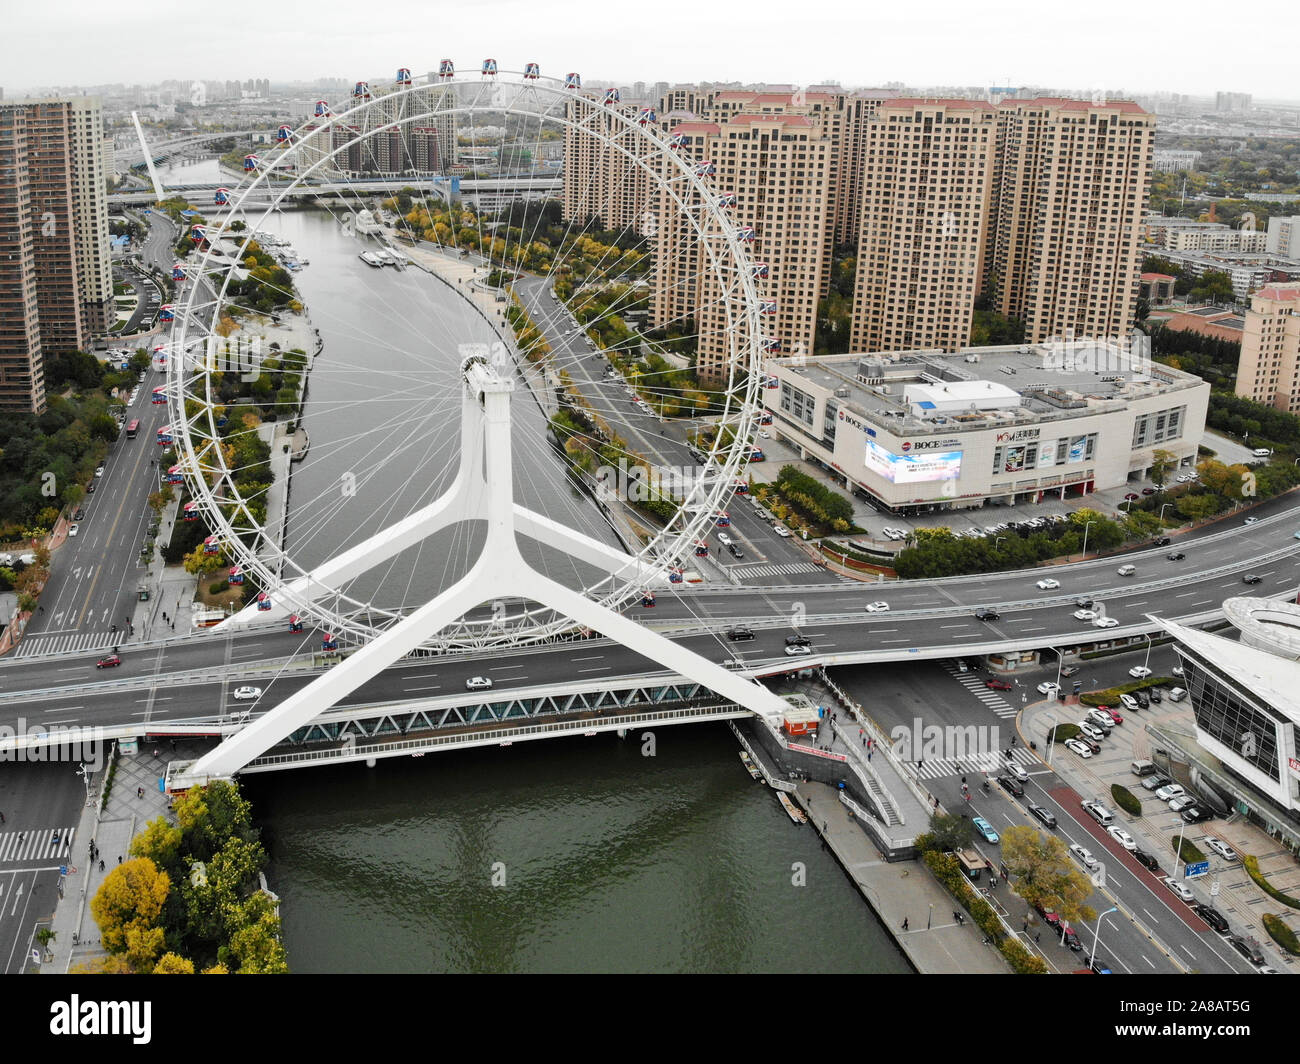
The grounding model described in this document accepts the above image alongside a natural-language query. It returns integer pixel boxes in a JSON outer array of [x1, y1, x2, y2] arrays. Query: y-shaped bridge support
[[173, 355, 787, 786], [131, 111, 166, 201]]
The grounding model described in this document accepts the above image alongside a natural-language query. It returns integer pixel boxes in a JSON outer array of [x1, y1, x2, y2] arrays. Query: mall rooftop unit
[[903, 380, 1021, 419]]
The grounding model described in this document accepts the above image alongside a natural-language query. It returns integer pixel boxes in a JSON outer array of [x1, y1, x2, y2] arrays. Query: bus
[[125, 419, 140, 439]]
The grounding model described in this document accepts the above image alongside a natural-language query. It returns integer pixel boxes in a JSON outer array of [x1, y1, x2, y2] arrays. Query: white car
[[1064, 738, 1093, 759], [466, 676, 493, 690], [1094, 616, 1120, 629], [783, 644, 812, 657], [758, 430, 771, 439], [1129, 665, 1152, 679], [1119, 694, 1140, 712], [773, 526, 791, 538], [1205, 837, 1239, 862], [1172, 665, 1185, 677], [1070, 843, 1099, 871], [1108, 827, 1137, 851], [1007, 762, 1029, 783], [1073, 609, 1097, 621], [1154, 784, 1186, 801], [1163, 876, 1194, 902], [232, 686, 262, 701], [1036, 578, 1061, 590], [68, 524, 79, 537], [1037, 681, 1061, 696], [717, 532, 732, 546], [94, 466, 105, 478], [864, 601, 890, 613], [1244, 517, 1259, 525]]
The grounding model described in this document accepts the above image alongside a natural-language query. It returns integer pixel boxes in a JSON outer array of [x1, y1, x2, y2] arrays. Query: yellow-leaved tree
[[89, 858, 172, 966]]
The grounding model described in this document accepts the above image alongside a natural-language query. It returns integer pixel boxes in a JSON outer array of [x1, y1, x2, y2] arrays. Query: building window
[[1184, 655, 1284, 783]]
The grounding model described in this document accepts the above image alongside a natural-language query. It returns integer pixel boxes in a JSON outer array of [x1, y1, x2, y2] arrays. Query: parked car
[[1181, 807, 1214, 824], [1229, 935, 1265, 965], [1060, 924, 1082, 950], [68, 524, 79, 537], [1072, 734, 1101, 754], [1083, 711, 1112, 735], [1119, 694, 1140, 712], [94, 465, 105, 478], [1076, 720, 1105, 742], [1142, 773, 1171, 792], [73, 507, 85, 520], [1134, 691, 1149, 709], [1064, 738, 1093, 759], [1132, 848, 1160, 872], [773, 526, 791, 538], [1204, 837, 1239, 862], [1169, 795, 1197, 812], [1147, 687, 1162, 704], [1194, 904, 1230, 933], [1108, 826, 1137, 851], [1163, 876, 1195, 902], [1095, 708, 1123, 726], [1028, 802, 1057, 828], [1154, 783, 1186, 801]]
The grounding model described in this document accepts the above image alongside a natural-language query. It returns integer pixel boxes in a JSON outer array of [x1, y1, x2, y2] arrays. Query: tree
[[223, 892, 289, 974], [1150, 448, 1176, 488], [1001, 826, 1096, 923], [918, 812, 975, 853], [173, 780, 259, 863], [183, 544, 225, 575], [89, 858, 172, 958], [131, 817, 184, 875], [153, 952, 196, 974]]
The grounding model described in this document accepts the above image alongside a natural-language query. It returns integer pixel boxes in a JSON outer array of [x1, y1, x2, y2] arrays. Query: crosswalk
[[732, 561, 824, 580], [942, 660, 1019, 719], [15, 630, 119, 659], [0, 828, 76, 864], [913, 747, 1038, 783]]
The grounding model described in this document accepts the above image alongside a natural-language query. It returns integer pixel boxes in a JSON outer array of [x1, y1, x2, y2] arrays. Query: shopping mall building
[[763, 339, 1210, 515]]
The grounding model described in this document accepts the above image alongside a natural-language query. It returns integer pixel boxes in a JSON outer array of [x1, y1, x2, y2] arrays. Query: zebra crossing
[[913, 747, 1038, 783], [0, 828, 76, 865], [15, 630, 119, 659], [732, 561, 824, 580], [942, 660, 1019, 719]]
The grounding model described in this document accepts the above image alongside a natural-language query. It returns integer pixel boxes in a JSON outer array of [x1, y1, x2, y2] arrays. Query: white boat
[[777, 791, 807, 824], [354, 209, 382, 235], [358, 251, 384, 267]]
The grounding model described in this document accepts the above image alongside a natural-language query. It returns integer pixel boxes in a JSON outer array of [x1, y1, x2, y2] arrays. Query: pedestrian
[[99, 859, 105, 872], [953, 910, 960, 923], [867, 750, 872, 762], [52, 831, 59, 846], [1023, 917, 1028, 931], [901, 917, 909, 931], [0, 811, 4, 823], [961, 775, 967, 786], [137, 786, 143, 799], [1034, 932, 1041, 943], [117, 856, 122, 864]]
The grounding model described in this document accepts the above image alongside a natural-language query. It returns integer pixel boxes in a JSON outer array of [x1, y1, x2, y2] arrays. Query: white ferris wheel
[[165, 60, 770, 655]]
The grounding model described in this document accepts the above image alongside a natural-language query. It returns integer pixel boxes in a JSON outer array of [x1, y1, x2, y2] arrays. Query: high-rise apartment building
[[850, 99, 996, 353], [0, 96, 112, 414], [562, 94, 654, 235], [1236, 283, 1300, 413], [984, 98, 1155, 343], [0, 107, 45, 414]]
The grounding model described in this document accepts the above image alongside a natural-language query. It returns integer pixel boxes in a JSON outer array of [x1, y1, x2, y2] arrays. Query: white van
[[1131, 759, 1157, 777], [1116, 564, 1137, 577], [1252, 447, 1273, 458], [1169, 686, 1188, 702]]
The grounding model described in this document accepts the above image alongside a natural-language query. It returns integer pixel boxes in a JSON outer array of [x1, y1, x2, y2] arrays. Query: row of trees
[[85, 780, 287, 973], [757, 465, 855, 534]]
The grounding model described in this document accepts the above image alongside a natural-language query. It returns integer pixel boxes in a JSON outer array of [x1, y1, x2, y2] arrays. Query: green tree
[[917, 812, 975, 853], [1149, 448, 1176, 488], [1000, 826, 1097, 924]]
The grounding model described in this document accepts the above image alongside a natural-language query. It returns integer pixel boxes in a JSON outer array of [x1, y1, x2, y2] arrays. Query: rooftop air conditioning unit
[[835, 386, 850, 398]]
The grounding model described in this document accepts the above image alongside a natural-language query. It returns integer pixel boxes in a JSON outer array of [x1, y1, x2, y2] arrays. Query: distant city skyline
[[3, 0, 1296, 103]]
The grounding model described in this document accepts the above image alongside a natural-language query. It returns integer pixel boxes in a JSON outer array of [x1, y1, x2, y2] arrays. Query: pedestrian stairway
[[941, 660, 1019, 719], [16, 630, 119, 659], [731, 561, 823, 580], [0, 828, 76, 864]]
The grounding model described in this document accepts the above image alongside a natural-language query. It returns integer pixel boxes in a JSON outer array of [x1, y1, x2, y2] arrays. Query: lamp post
[[1143, 633, 1153, 674], [927, 903, 933, 930], [995, 536, 1006, 549], [1080, 520, 1095, 561], [1091, 906, 1119, 966], [1159, 503, 1172, 522]]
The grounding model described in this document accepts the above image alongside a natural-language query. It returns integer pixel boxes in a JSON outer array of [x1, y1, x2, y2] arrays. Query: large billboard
[[865, 438, 963, 484]]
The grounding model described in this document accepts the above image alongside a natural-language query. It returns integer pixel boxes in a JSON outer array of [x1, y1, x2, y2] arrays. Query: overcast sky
[[4, 0, 1294, 101]]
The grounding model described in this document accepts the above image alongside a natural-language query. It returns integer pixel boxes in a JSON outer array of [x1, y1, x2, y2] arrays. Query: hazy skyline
[[4, 0, 1295, 102]]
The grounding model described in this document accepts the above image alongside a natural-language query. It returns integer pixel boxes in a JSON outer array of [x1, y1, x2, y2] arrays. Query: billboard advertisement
[[1068, 436, 1087, 463], [1003, 446, 1025, 474], [865, 438, 962, 484]]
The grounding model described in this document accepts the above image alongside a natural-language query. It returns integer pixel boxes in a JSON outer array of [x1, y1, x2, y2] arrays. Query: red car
[[96, 655, 122, 669], [986, 679, 1013, 691], [1097, 708, 1124, 725], [1124, 492, 1140, 501]]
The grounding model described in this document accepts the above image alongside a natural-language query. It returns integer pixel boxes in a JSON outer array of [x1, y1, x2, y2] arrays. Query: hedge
[[1263, 913, 1300, 956], [1174, 837, 1207, 865], [1244, 855, 1300, 910], [1081, 676, 1175, 707], [1110, 784, 1142, 817]]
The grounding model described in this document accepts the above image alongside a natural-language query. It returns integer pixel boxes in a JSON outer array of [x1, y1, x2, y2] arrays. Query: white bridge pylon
[[178, 354, 788, 784]]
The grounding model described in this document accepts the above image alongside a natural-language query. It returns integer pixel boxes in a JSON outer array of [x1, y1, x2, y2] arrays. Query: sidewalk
[[43, 741, 190, 974], [796, 781, 1007, 974]]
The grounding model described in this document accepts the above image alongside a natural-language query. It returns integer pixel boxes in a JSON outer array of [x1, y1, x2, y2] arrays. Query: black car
[[1075, 597, 1094, 609], [1153, 536, 1172, 547], [726, 627, 754, 641], [1194, 904, 1230, 934], [1167, 551, 1186, 561], [975, 608, 1000, 621], [785, 634, 811, 647], [1028, 802, 1057, 828], [1142, 773, 1171, 792], [1229, 936, 1266, 966], [87, 482, 96, 494], [73, 507, 85, 521], [1061, 926, 1082, 951], [1181, 806, 1214, 824], [1135, 691, 1149, 708], [1132, 848, 1159, 872], [997, 775, 1024, 797], [727, 543, 744, 559], [1243, 574, 1262, 585], [1147, 687, 1162, 704]]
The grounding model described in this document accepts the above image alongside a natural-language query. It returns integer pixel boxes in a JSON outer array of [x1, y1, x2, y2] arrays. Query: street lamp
[[1090, 906, 1119, 966], [994, 536, 1006, 549], [1080, 519, 1096, 560], [1142, 633, 1153, 674], [1159, 503, 1172, 522]]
